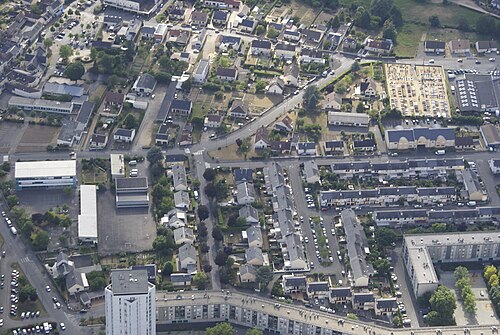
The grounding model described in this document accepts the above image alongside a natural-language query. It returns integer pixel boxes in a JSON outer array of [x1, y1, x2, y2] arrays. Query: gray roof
[[115, 177, 148, 192], [76, 101, 94, 124], [462, 168, 481, 195], [135, 73, 157, 90], [65, 269, 86, 290], [251, 39, 271, 49], [239, 205, 259, 221], [353, 292, 375, 304], [234, 168, 253, 184], [44, 82, 84, 97], [275, 42, 296, 52], [115, 128, 134, 137], [330, 287, 352, 298], [376, 298, 397, 309], [387, 127, 455, 142], [216, 67, 237, 78], [172, 165, 187, 189], [110, 269, 149, 295], [246, 226, 262, 245], [237, 182, 255, 201], [195, 59, 210, 75], [170, 273, 192, 283], [245, 246, 264, 262], [285, 233, 306, 264], [342, 209, 374, 282], [239, 264, 257, 276], [213, 10, 228, 21], [178, 243, 197, 262], [283, 275, 307, 288], [171, 99, 192, 111], [174, 190, 190, 207], [303, 160, 319, 180], [221, 35, 241, 45], [307, 281, 330, 293], [174, 226, 194, 242]]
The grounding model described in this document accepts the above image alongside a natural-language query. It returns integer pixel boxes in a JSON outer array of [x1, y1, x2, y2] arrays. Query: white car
[[60, 323, 66, 330], [45, 286, 51, 292]]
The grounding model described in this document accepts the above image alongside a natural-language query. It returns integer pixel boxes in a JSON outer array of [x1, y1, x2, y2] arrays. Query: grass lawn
[[395, 23, 427, 57], [426, 27, 499, 44], [290, 0, 319, 26], [82, 169, 107, 184]]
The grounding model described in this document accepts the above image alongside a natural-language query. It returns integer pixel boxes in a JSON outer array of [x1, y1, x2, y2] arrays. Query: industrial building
[[403, 232, 500, 297], [15, 160, 77, 190], [105, 269, 156, 335], [115, 177, 149, 208], [8, 96, 76, 114], [78, 185, 98, 243]]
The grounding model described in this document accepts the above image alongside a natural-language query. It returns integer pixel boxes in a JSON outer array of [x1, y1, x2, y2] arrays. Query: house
[[178, 244, 197, 272], [132, 73, 157, 96], [303, 160, 320, 184], [141, 25, 156, 39], [202, 0, 241, 9], [174, 191, 190, 210], [245, 246, 264, 266], [170, 99, 192, 118], [274, 116, 293, 133], [375, 298, 398, 316], [455, 136, 474, 149], [65, 270, 89, 296], [254, 126, 270, 149], [296, 142, 316, 156], [274, 43, 297, 60], [240, 19, 257, 33], [267, 78, 284, 95], [245, 226, 263, 248], [481, 124, 500, 150], [191, 11, 209, 26], [324, 140, 344, 155], [212, 10, 228, 25], [234, 168, 253, 185], [154, 24, 168, 43], [218, 35, 242, 51], [162, 209, 187, 229], [476, 40, 497, 54], [462, 168, 486, 201], [357, 79, 377, 98], [204, 114, 223, 128], [424, 40, 445, 53], [353, 139, 376, 152], [216, 67, 238, 81], [490, 159, 500, 174], [268, 22, 283, 33], [283, 30, 301, 42], [270, 141, 292, 154], [167, 29, 191, 46], [236, 182, 256, 205], [239, 205, 259, 224], [239, 264, 257, 283], [343, 37, 357, 51], [113, 128, 136, 143], [281, 60, 300, 87], [300, 49, 325, 64], [172, 165, 188, 191], [169, 7, 185, 21], [281, 275, 307, 294], [191, 28, 208, 50], [385, 127, 456, 150], [329, 287, 352, 305], [300, 28, 323, 46], [306, 281, 330, 299], [352, 292, 375, 310], [170, 273, 192, 287], [174, 227, 195, 245], [229, 100, 248, 119], [105, 92, 125, 108], [251, 39, 272, 56], [365, 39, 393, 54], [194, 59, 210, 83], [449, 39, 470, 55], [89, 134, 108, 149]]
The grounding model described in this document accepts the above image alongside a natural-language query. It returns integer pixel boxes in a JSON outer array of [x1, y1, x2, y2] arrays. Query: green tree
[[302, 85, 323, 114], [212, 226, 223, 241], [204, 183, 217, 198], [457, 16, 470, 31], [476, 15, 496, 36], [19, 285, 37, 302], [256, 25, 265, 35], [370, 0, 393, 22], [255, 80, 267, 93], [197, 205, 210, 221], [390, 6, 403, 27], [489, 274, 499, 287], [163, 262, 174, 275], [43, 38, 53, 48], [64, 62, 85, 81], [351, 61, 361, 72], [454, 266, 469, 281], [485, 265, 497, 282], [181, 78, 193, 92], [123, 114, 138, 129], [206, 323, 233, 335], [6, 195, 18, 208], [203, 168, 217, 181], [373, 259, 391, 277], [215, 251, 229, 266], [153, 232, 175, 255], [193, 272, 209, 290], [356, 102, 365, 113], [86, 271, 106, 291], [374, 227, 401, 248], [382, 19, 397, 43], [256, 266, 273, 288], [429, 285, 456, 325], [354, 6, 371, 29], [59, 45, 73, 60], [147, 146, 163, 164], [429, 15, 440, 28], [267, 26, 279, 39], [246, 328, 263, 335], [32, 231, 50, 251]]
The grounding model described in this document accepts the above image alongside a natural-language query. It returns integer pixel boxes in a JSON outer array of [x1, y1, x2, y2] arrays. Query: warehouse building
[[78, 185, 98, 243], [115, 177, 149, 208], [403, 232, 500, 297], [8, 96, 76, 114], [15, 160, 76, 190]]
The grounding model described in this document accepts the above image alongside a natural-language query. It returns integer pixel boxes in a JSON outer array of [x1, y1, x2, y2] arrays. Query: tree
[[203, 168, 217, 181], [215, 251, 229, 266], [255, 80, 267, 93], [106, 74, 120, 89], [147, 146, 163, 164], [163, 262, 174, 275], [6, 195, 18, 208], [476, 15, 496, 36], [390, 6, 403, 27], [351, 61, 361, 72], [193, 272, 209, 289], [153, 232, 175, 255], [43, 38, 53, 49], [374, 227, 401, 248], [59, 45, 73, 60], [32, 231, 50, 251], [356, 102, 365, 113], [206, 323, 233, 335], [373, 259, 391, 277], [19, 285, 37, 303], [64, 62, 85, 82], [429, 15, 440, 28], [181, 78, 193, 92], [203, 264, 212, 273], [267, 26, 279, 39], [246, 328, 263, 335], [370, 0, 393, 22], [354, 6, 371, 29], [123, 113, 138, 129], [197, 205, 210, 221], [485, 265, 497, 282], [212, 227, 223, 241], [86, 271, 106, 291], [302, 85, 323, 114], [256, 25, 265, 35], [382, 20, 397, 43], [429, 285, 456, 325], [256, 266, 273, 288], [457, 16, 470, 31], [454, 266, 469, 281], [204, 183, 217, 198]]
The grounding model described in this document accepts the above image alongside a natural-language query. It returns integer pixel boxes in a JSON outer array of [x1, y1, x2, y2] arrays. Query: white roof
[[110, 154, 125, 177], [15, 160, 76, 179], [78, 185, 98, 240]]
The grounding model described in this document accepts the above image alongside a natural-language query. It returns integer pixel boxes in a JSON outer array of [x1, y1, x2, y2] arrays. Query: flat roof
[[110, 269, 151, 295], [110, 154, 125, 177], [15, 160, 76, 179], [115, 177, 148, 190], [78, 185, 97, 240], [8, 96, 73, 109]]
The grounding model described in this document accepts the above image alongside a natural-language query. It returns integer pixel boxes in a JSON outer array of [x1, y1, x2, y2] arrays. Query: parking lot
[[0, 123, 24, 155]]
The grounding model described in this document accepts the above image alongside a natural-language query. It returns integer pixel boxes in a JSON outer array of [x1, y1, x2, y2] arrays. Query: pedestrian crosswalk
[[19, 256, 31, 264]]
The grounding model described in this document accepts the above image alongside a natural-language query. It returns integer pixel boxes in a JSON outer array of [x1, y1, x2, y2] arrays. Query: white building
[[105, 269, 156, 335], [78, 185, 98, 243], [110, 154, 125, 179], [15, 160, 76, 190], [9, 96, 74, 114], [103, 0, 158, 14], [194, 59, 210, 83]]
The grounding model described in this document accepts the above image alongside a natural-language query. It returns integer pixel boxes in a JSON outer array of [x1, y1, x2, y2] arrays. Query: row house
[[202, 0, 240, 9], [300, 48, 325, 64], [274, 43, 297, 60]]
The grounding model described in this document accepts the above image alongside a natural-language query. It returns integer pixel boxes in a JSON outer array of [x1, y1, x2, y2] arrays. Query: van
[[129, 160, 137, 166], [10, 227, 17, 235], [130, 171, 138, 177], [467, 201, 476, 207], [435, 150, 445, 155]]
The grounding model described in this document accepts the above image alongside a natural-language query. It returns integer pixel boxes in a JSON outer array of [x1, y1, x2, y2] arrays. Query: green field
[[395, 23, 427, 57]]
